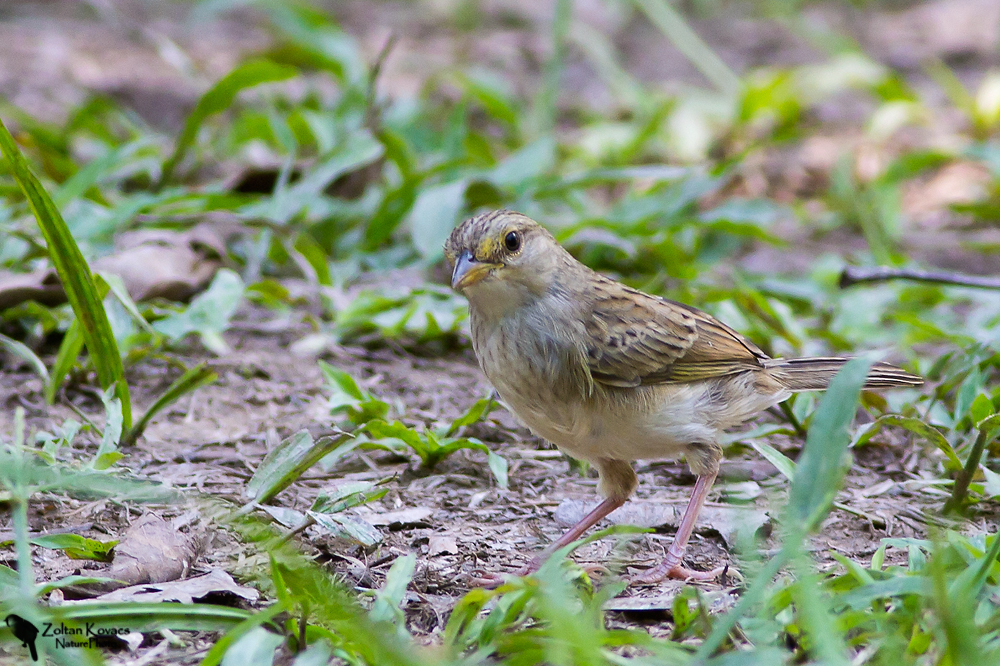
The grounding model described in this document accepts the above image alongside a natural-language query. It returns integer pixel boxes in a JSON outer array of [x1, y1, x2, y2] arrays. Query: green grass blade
[[45, 317, 84, 405], [854, 414, 961, 469], [695, 548, 790, 659], [245, 430, 354, 504], [533, 0, 573, 134], [198, 603, 287, 666], [789, 540, 850, 666], [158, 58, 298, 187], [97, 272, 157, 335], [0, 332, 49, 385], [747, 439, 796, 481], [487, 450, 509, 489], [370, 553, 416, 633], [569, 22, 644, 109], [46, 277, 112, 405], [121, 362, 218, 447], [787, 357, 873, 532], [633, 0, 740, 96], [946, 413, 1000, 512], [0, 116, 132, 428], [929, 539, 982, 665], [46, 601, 258, 632], [949, 529, 1000, 600]]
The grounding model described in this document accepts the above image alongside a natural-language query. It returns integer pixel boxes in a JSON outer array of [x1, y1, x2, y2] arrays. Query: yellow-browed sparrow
[[445, 210, 922, 583]]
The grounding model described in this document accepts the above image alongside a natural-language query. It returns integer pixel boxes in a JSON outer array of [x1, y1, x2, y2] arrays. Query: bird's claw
[[466, 571, 509, 589], [468, 559, 541, 589], [630, 562, 728, 585]]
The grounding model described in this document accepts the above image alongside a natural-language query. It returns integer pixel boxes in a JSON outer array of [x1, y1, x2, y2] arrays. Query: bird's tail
[[764, 357, 923, 392]]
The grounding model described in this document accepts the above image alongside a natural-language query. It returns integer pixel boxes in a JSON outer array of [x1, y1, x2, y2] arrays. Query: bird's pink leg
[[631, 472, 725, 583], [469, 496, 624, 587], [526, 496, 625, 572]]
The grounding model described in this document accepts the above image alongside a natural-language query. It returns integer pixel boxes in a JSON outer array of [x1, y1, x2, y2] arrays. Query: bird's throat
[[464, 280, 537, 322]]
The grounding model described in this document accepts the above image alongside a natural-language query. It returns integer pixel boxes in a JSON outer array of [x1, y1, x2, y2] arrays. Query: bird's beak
[[451, 251, 497, 290]]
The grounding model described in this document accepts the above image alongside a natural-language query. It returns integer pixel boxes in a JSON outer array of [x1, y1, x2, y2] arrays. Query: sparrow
[[444, 210, 922, 583]]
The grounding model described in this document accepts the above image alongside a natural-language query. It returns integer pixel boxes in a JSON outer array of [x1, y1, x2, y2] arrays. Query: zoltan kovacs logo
[[6, 614, 132, 660], [5, 615, 39, 661]]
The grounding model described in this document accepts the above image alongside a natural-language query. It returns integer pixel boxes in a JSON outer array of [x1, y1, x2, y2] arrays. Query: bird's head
[[444, 211, 567, 312]]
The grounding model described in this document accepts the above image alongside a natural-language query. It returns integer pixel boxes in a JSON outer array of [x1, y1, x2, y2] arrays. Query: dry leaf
[[0, 226, 224, 311], [604, 587, 738, 613], [88, 568, 258, 604], [0, 269, 66, 310], [98, 513, 196, 591], [427, 535, 458, 556], [94, 226, 224, 302], [365, 506, 434, 528]]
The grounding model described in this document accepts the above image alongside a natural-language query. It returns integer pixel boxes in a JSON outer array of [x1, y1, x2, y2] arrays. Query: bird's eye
[[504, 230, 521, 252]]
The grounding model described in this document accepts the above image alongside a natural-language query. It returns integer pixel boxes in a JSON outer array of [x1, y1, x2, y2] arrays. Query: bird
[[6, 614, 39, 661], [444, 210, 923, 583]]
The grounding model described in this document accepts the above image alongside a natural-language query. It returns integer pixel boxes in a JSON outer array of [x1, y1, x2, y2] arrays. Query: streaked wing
[[583, 278, 769, 387]]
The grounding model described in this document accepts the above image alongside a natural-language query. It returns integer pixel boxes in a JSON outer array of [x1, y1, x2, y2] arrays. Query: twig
[[61, 392, 104, 439], [297, 607, 308, 654], [275, 515, 317, 547], [832, 502, 885, 529], [839, 266, 1000, 291]]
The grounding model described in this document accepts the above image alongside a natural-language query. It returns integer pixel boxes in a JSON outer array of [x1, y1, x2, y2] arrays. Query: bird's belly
[[494, 381, 714, 464], [494, 373, 790, 465]]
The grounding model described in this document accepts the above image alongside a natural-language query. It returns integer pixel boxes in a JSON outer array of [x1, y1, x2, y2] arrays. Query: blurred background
[[3, 3, 1000, 662]]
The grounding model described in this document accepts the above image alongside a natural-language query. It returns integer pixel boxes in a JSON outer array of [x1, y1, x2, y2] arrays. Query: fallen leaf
[[427, 535, 458, 556], [602, 585, 686, 612], [860, 479, 896, 497], [717, 481, 762, 502], [718, 460, 780, 482], [604, 587, 738, 614], [96, 513, 197, 591], [121, 632, 144, 653], [0, 270, 65, 310], [365, 506, 434, 528], [88, 568, 258, 604], [0, 226, 224, 311], [309, 511, 382, 546], [93, 226, 224, 302], [260, 505, 305, 528]]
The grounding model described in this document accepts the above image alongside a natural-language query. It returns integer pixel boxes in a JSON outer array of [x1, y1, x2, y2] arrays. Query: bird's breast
[[470, 305, 592, 439], [469, 305, 684, 461], [471, 308, 585, 402]]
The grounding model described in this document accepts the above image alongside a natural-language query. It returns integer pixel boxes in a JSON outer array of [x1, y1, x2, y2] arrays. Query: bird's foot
[[467, 558, 543, 588], [580, 563, 612, 578], [630, 561, 727, 585], [465, 571, 509, 589]]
